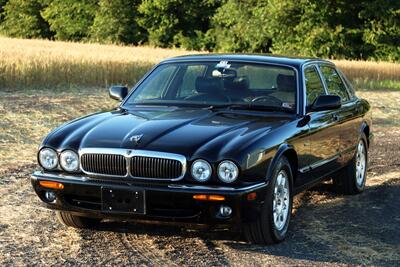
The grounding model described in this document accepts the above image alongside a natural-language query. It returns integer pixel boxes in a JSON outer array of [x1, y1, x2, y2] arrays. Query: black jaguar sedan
[[31, 54, 372, 244]]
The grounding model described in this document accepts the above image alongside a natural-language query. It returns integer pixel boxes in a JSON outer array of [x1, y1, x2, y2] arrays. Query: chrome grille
[[130, 156, 182, 179], [81, 154, 127, 176], [79, 148, 186, 181]]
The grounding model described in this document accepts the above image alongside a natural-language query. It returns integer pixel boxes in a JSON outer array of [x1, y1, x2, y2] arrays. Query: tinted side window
[[304, 66, 325, 106], [320, 65, 350, 102], [337, 69, 356, 99]]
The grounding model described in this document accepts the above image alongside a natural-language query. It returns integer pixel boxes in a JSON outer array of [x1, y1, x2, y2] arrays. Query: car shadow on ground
[[85, 177, 399, 266]]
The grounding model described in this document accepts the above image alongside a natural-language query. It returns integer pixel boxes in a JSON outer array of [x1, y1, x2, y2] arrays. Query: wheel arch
[[266, 143, 298, 186], [360, 121, 371, 147]]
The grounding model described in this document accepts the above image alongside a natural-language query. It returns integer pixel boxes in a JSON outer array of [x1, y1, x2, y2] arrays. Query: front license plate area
[[101, 187, 145, 214]]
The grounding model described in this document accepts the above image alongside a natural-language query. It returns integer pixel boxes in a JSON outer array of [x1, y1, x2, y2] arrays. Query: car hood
[[44, 107, 294, 160]]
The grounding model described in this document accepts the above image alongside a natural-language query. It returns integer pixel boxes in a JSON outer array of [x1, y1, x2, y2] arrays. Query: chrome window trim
[[301, 60, 334, 115], [317, 63, 352, 103], [79, 148, 187, 181], [303, 64, 328, 109], [315, 65, 329, 94]]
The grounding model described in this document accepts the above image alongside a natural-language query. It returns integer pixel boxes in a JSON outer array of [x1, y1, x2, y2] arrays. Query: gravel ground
[[0, 90, 399, 266], [0, 127, 399, 266]]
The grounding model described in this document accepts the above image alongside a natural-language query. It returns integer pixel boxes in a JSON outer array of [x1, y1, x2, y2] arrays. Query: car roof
[[160, 54, 332, 69]]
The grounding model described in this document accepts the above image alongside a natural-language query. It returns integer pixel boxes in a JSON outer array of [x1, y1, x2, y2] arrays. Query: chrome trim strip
[[32, 171, 267, 192], [310, 154, 339, 170], [168, 182, 267, 192], [78, 148, 187, 181], [299, 154, 340, 173], [31, 171, 89, 182], [301, 60, 335, 115]]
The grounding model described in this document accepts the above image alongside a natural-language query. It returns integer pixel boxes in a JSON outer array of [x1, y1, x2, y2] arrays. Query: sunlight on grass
[[1, 37, 400, 91]]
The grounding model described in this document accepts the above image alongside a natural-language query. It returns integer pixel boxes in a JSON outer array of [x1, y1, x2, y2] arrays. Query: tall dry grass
[[333, 60, 400, 82], [0, 37, 193, 90], [333, 60, 400, 90], [0, 37, 399, 90]]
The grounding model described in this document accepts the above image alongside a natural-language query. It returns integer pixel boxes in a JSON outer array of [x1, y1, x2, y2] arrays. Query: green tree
[[0, 0, 52, 38], [41, 0, 97, 41], [266, 0, 372, 60], [0, 0, 8, 23], [360, 0, 400, 61], [90, 0, 145, 44], [137, 0, 220, 50], [210, 0, 271, 52]]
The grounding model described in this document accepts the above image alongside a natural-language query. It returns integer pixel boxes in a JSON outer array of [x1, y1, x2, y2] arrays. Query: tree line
[[0, 0, 399, 61]]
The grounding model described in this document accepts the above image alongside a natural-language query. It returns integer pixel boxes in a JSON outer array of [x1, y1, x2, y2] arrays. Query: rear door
[[319, 64, 361, 165]]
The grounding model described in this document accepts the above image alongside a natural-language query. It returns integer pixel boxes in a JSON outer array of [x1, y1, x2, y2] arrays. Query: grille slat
[[81, 153, 183, 180]]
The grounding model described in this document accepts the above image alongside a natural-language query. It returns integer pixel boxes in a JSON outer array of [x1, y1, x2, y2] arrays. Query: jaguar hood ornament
[[130, 134, 143, 145]]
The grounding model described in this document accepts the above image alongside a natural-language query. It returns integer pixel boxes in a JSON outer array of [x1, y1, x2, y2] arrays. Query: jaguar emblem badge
[[130, 134, 143, 145]]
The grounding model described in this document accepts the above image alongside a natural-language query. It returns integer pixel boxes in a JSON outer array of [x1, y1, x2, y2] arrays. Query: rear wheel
[[56, 211, 101, 229], [243, 156, 293, 244], [333, 134, 368, 194]]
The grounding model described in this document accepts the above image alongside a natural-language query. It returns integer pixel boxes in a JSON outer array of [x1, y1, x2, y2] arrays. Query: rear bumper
[[31, 171, 268, 230]]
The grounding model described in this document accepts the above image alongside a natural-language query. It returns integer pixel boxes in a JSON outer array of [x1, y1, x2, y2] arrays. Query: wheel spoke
[[355, 140, 367, 187], [272, 170, 291, 231]]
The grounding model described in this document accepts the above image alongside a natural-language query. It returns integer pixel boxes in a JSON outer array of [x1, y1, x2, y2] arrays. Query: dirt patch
[[0, 129, 399, 266], [0, 91, 399, 266], [368, 127, 400, 176]]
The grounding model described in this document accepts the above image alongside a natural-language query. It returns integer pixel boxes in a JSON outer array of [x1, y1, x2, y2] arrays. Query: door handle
[[332, 114, 339, 121]]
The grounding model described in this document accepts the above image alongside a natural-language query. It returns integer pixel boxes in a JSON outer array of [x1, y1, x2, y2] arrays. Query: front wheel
[[243, 156, 293, 244], [56, 211, 101, 229]]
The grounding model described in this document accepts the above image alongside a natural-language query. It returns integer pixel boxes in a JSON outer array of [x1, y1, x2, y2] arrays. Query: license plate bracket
[[101, 187, 145, 214]]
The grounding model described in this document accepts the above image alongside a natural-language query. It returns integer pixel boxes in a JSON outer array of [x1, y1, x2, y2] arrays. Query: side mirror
[[109, 86, 128, 101], [310, 95, 341, 112]]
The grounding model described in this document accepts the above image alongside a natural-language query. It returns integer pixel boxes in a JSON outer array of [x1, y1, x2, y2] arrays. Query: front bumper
[[31, 171, 268, 230]]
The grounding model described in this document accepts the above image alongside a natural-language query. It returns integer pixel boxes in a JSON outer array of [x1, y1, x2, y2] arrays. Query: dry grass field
[[0, 37, 399, 266], [1, 37, 399, 90], [0, 37, 195, 90]]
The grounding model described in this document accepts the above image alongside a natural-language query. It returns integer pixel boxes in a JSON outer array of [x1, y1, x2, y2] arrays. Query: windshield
[[123, 61, 297, 111]]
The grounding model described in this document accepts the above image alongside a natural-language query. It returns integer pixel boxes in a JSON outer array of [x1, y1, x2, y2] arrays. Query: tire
[[243, 156, 293, 244], [56, 211, 101, 229], [333, 133, 368, 195]]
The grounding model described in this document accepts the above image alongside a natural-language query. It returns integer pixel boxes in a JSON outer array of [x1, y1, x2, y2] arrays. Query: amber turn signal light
[[247, 192, 257, 201], [39, 181, 64, 190], [193, 194, 225, 201]]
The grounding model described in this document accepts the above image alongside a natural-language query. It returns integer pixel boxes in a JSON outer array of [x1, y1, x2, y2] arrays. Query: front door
[[319, 65, 361, 165], [300, 65, 342, 186]]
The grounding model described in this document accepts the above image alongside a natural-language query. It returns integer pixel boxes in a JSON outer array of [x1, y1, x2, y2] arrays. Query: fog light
[[219, 205, 232, 217], [45, 191, 56, 203]]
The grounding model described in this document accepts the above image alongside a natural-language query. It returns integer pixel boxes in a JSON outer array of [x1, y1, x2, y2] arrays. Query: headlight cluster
[[38, 148, 79, 172], [38, 148, 58, 170], [191, 160, 212, 182], [218, 160, 239, 183], [191, 159, 239, 183], [59, 150, 79, 172]]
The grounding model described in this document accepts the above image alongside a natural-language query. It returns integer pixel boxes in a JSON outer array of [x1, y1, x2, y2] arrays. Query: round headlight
[[39, 148, 58, 170], [218, 160, 239, 183], [191, 159, 212, 182], [60, 150, 79, 172]]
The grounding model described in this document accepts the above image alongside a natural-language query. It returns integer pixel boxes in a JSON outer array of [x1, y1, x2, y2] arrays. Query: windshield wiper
[[206, 104, 294, 113]]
